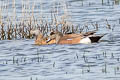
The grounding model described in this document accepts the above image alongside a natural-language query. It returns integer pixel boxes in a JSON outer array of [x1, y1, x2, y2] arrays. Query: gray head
[[30, 29, 42, 36], [47, 31, 63, 44]]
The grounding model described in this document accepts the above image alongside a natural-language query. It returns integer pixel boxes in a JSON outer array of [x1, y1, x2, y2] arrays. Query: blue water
[[0, 0, 120, 80]]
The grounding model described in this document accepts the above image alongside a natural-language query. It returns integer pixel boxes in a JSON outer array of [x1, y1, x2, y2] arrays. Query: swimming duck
[[30, 29, 55, 45], [47, 31, 105, 44]]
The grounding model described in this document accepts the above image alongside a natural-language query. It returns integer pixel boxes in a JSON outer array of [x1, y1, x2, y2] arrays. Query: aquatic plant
[[0, 0, 118, 40]]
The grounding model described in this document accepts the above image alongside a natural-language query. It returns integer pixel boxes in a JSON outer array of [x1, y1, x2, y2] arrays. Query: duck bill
[[46, 38, 52, 43]]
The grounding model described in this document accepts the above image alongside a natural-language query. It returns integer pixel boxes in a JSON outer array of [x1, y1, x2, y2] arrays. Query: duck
[[30, 29, 55, 45], [49, 30, 96, 38], [47, 31, 105, 44]]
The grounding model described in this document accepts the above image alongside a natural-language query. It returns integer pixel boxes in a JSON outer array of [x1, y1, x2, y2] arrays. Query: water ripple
[[1, 0, 120, 80]]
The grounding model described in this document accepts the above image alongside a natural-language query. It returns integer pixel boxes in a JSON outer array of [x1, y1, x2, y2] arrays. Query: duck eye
[[50, 32, 55, 35]]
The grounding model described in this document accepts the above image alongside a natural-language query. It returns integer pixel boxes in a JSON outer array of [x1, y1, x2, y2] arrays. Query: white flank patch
[[67, 39, 73, 40], [79, 37, 91, 44]]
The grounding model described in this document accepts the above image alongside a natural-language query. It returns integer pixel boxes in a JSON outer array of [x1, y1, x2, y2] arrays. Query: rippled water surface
[[0, 0, 120, 80]]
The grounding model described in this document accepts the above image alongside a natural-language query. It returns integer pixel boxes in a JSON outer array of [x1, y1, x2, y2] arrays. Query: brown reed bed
[[0, 18, 84, 40], [0, 0, 83, 40], [0, 15, 117, 40], [0, 0, 118, 40]]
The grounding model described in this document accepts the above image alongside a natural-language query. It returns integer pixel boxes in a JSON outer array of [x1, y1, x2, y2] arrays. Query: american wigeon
[[30, 29, 55, 45], [47, 31, 105, 44]]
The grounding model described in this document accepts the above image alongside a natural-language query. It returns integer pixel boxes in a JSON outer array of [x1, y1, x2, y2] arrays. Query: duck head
[[30, 29, 43, 39], [47, 31, 63, 44]]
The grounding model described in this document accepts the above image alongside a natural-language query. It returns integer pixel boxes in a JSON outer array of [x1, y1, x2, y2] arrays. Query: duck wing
[[83, 30, 96, 36]]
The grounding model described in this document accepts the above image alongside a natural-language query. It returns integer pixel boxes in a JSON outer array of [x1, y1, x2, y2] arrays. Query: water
[[0, 0, 120, 80]]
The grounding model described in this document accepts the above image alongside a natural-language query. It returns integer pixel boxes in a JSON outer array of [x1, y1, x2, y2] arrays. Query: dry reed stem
[[0, 8, 2, 25], [0, 0, 110, 40]]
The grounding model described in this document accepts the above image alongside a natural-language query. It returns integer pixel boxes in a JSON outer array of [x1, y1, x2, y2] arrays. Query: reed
[[106, 19, 111, 29], [0, 0, 116, 40], [53, 62, 55, 67], [102, 62, 107, 73], [0, 8, 2, 25]]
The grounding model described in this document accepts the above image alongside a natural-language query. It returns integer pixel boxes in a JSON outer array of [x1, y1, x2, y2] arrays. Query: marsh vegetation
[[0, 0, 120, 80]]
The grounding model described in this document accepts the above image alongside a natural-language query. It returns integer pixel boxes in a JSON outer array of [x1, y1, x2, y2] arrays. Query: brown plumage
[[31, 29, 105, 45], [47, 31, 105, 44], [35, 35, 55, 45], [30, 29, 55, 45], [48, 31, 84, 44]]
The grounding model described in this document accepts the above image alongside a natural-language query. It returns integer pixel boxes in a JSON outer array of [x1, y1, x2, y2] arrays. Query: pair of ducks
[[30, 30, 105, 45]]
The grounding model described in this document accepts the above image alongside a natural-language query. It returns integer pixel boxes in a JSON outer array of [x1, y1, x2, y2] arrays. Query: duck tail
[[89, 33, 107, 43]]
